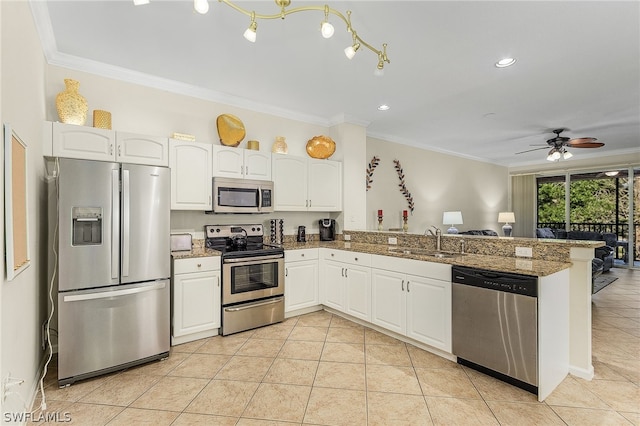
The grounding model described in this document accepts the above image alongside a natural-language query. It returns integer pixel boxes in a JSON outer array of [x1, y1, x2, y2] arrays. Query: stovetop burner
[[205, 224, 284, 258]]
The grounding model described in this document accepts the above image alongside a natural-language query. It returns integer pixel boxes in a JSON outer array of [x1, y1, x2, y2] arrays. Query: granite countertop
[[283, 241, 570, 277], [171, 239, 571, 277], [171, 246, 222, 260]]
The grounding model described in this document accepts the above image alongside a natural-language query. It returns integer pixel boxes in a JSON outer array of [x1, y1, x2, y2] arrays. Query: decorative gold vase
[[56, 79, 88, 125], [272, 136, 288, 154]]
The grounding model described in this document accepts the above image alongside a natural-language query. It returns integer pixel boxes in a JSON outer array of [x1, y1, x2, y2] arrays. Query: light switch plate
[[388, 237, 398, 245], [515, 246, 533, 257]]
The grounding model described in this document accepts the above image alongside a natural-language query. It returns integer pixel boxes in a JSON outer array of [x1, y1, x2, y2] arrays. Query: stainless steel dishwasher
[[452, 265, 538, 395]]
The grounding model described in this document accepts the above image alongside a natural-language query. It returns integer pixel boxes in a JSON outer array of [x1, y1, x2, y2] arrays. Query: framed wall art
[[4, 123, 30, 281]]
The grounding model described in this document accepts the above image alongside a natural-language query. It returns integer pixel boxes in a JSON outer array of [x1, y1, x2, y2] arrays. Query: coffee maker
[[319, 219, 336, 241]]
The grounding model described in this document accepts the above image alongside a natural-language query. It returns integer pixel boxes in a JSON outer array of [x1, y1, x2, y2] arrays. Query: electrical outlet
[[388, 237, 398, 245], [344, 234, 351, 241], [515, 246, 533, 257]]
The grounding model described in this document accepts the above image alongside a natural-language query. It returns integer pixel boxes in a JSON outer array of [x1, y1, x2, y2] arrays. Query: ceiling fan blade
[[568, 139, 605, 148], [515, 146, 549, 155]]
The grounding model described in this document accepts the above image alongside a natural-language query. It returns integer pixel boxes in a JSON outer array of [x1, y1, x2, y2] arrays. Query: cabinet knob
[[301, 253, 305, 257], [355, 257, 358, 261], [331, 253, 334, 257], [197, 263, 202, 268]]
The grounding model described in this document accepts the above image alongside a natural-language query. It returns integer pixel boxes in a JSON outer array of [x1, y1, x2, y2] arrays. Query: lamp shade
[[498, 212, 515, 223], [443, 211, 463, 234], [443, 211, 463, 225]]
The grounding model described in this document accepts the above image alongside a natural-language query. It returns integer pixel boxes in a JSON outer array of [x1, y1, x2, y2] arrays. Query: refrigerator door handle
[[122, 169, 130, 277], [63, 281, 167, 302], [111, 169, 120, 280]]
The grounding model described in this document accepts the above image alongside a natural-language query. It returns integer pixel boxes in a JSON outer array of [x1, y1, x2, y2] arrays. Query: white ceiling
[[32, 0, 640, 167]]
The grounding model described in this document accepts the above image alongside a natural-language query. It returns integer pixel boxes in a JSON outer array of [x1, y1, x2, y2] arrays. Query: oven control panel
[[205, 224, 263, 238]]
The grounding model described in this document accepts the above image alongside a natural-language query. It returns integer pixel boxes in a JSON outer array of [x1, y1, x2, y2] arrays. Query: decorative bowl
[[306, 135, 336, 159], [216, 114, 246, 147]]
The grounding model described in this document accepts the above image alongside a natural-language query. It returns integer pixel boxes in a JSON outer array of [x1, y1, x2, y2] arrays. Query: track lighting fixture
[[243, 12, 257, 43], [194, 0, 209, 15], [134, 0, 390, 74]]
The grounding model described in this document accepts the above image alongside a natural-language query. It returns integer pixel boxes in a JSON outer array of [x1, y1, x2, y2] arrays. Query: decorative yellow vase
[[56, 79, 88, 125], [272, 136, 288, 154]]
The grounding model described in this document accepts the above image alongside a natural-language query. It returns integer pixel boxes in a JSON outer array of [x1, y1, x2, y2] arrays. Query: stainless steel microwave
[[210, 177, 274, 213]]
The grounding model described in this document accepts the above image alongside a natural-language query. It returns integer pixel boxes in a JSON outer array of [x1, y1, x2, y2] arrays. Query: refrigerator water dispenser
[[72, 207, 102, 245]]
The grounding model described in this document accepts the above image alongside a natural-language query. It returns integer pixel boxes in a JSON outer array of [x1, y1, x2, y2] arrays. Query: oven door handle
[[224, 296, 284, 312], [223, 254, 284, 264]]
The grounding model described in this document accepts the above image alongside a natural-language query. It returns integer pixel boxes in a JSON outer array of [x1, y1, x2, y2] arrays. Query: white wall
[[1, 1, 48, 417], [366, 137, 510, 234]]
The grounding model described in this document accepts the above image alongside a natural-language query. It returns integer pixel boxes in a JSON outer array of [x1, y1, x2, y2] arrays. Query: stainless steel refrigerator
[[56, 158, 170, 386]]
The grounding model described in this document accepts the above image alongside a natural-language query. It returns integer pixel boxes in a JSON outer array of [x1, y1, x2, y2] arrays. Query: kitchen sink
[[388, 247, 464, 258]]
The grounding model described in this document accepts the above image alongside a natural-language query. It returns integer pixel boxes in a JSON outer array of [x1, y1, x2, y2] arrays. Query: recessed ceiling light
[[377, 104, 390, 111], [495, 57, 516, 68]]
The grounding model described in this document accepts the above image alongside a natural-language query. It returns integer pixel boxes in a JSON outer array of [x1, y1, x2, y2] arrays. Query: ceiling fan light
[[321, 21, 335, 38], [605, 171, 620, 177], [547, 148, 561, 161], [193, 0, 209, 14], [562, 150, 573, 160]]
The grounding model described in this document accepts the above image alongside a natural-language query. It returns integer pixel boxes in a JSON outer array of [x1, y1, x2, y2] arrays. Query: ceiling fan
[[516, 128, 605, 161]]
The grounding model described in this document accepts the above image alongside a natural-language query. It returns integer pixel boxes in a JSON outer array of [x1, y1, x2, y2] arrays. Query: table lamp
[[443, 211, 463, 234], [498, 212, 515, 237]]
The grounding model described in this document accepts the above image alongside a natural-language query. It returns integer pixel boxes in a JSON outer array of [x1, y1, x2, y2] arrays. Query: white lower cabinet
[[371, 255, 452, 353], [320, 249, 371, 322], [285, 249, 319, 313], [171, 256, 221, 345]]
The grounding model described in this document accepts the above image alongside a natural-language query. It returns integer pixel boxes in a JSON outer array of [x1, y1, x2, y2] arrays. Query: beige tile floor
[[33, 268, 639, 425]]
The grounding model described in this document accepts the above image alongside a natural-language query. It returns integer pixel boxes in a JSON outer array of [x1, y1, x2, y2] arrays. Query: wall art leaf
[[365, 155, 380, 191], [393, 159, 415, 214]]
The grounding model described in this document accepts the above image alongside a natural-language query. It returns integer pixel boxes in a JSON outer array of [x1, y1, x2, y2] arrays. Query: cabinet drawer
[[173, 256, 220, 274], [285, 248, 319, 262], [322, 249, 371, 267]]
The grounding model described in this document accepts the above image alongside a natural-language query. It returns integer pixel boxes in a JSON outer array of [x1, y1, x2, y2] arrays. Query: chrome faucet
[[426, 226, 442, 252]]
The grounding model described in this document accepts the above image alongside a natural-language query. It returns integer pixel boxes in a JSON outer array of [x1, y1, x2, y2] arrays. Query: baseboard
[[569, 364, 595, 380]]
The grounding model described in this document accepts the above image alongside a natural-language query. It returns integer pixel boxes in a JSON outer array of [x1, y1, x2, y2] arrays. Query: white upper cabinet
[[212, 145, 271, 181], [169, 140, 213, 210], [308, 159, 342, 211], [45, 122, 169, 167], [48, 121, 115, 162], [272, 154, 342, 212], [116, 132, 169, 167]]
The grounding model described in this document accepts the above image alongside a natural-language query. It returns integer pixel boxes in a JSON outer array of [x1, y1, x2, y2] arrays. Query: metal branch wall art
[[365, 155, 380, 191], [393, 159, 414, 214]]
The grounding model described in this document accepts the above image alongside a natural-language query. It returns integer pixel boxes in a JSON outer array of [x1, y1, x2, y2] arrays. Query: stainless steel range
[[205, 224, 284, 335]]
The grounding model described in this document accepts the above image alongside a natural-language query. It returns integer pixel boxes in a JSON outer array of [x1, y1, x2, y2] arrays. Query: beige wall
[[366, 137, 510, 235], [1, 1, 48, 415]]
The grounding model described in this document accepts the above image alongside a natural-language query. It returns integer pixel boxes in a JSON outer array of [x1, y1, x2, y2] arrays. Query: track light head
[[320, 5, 334, 38], [321, 21, 335, 38], [194, 0, 209, 14], [244, 13, 257, 42], [344, 42, 360, 59]]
